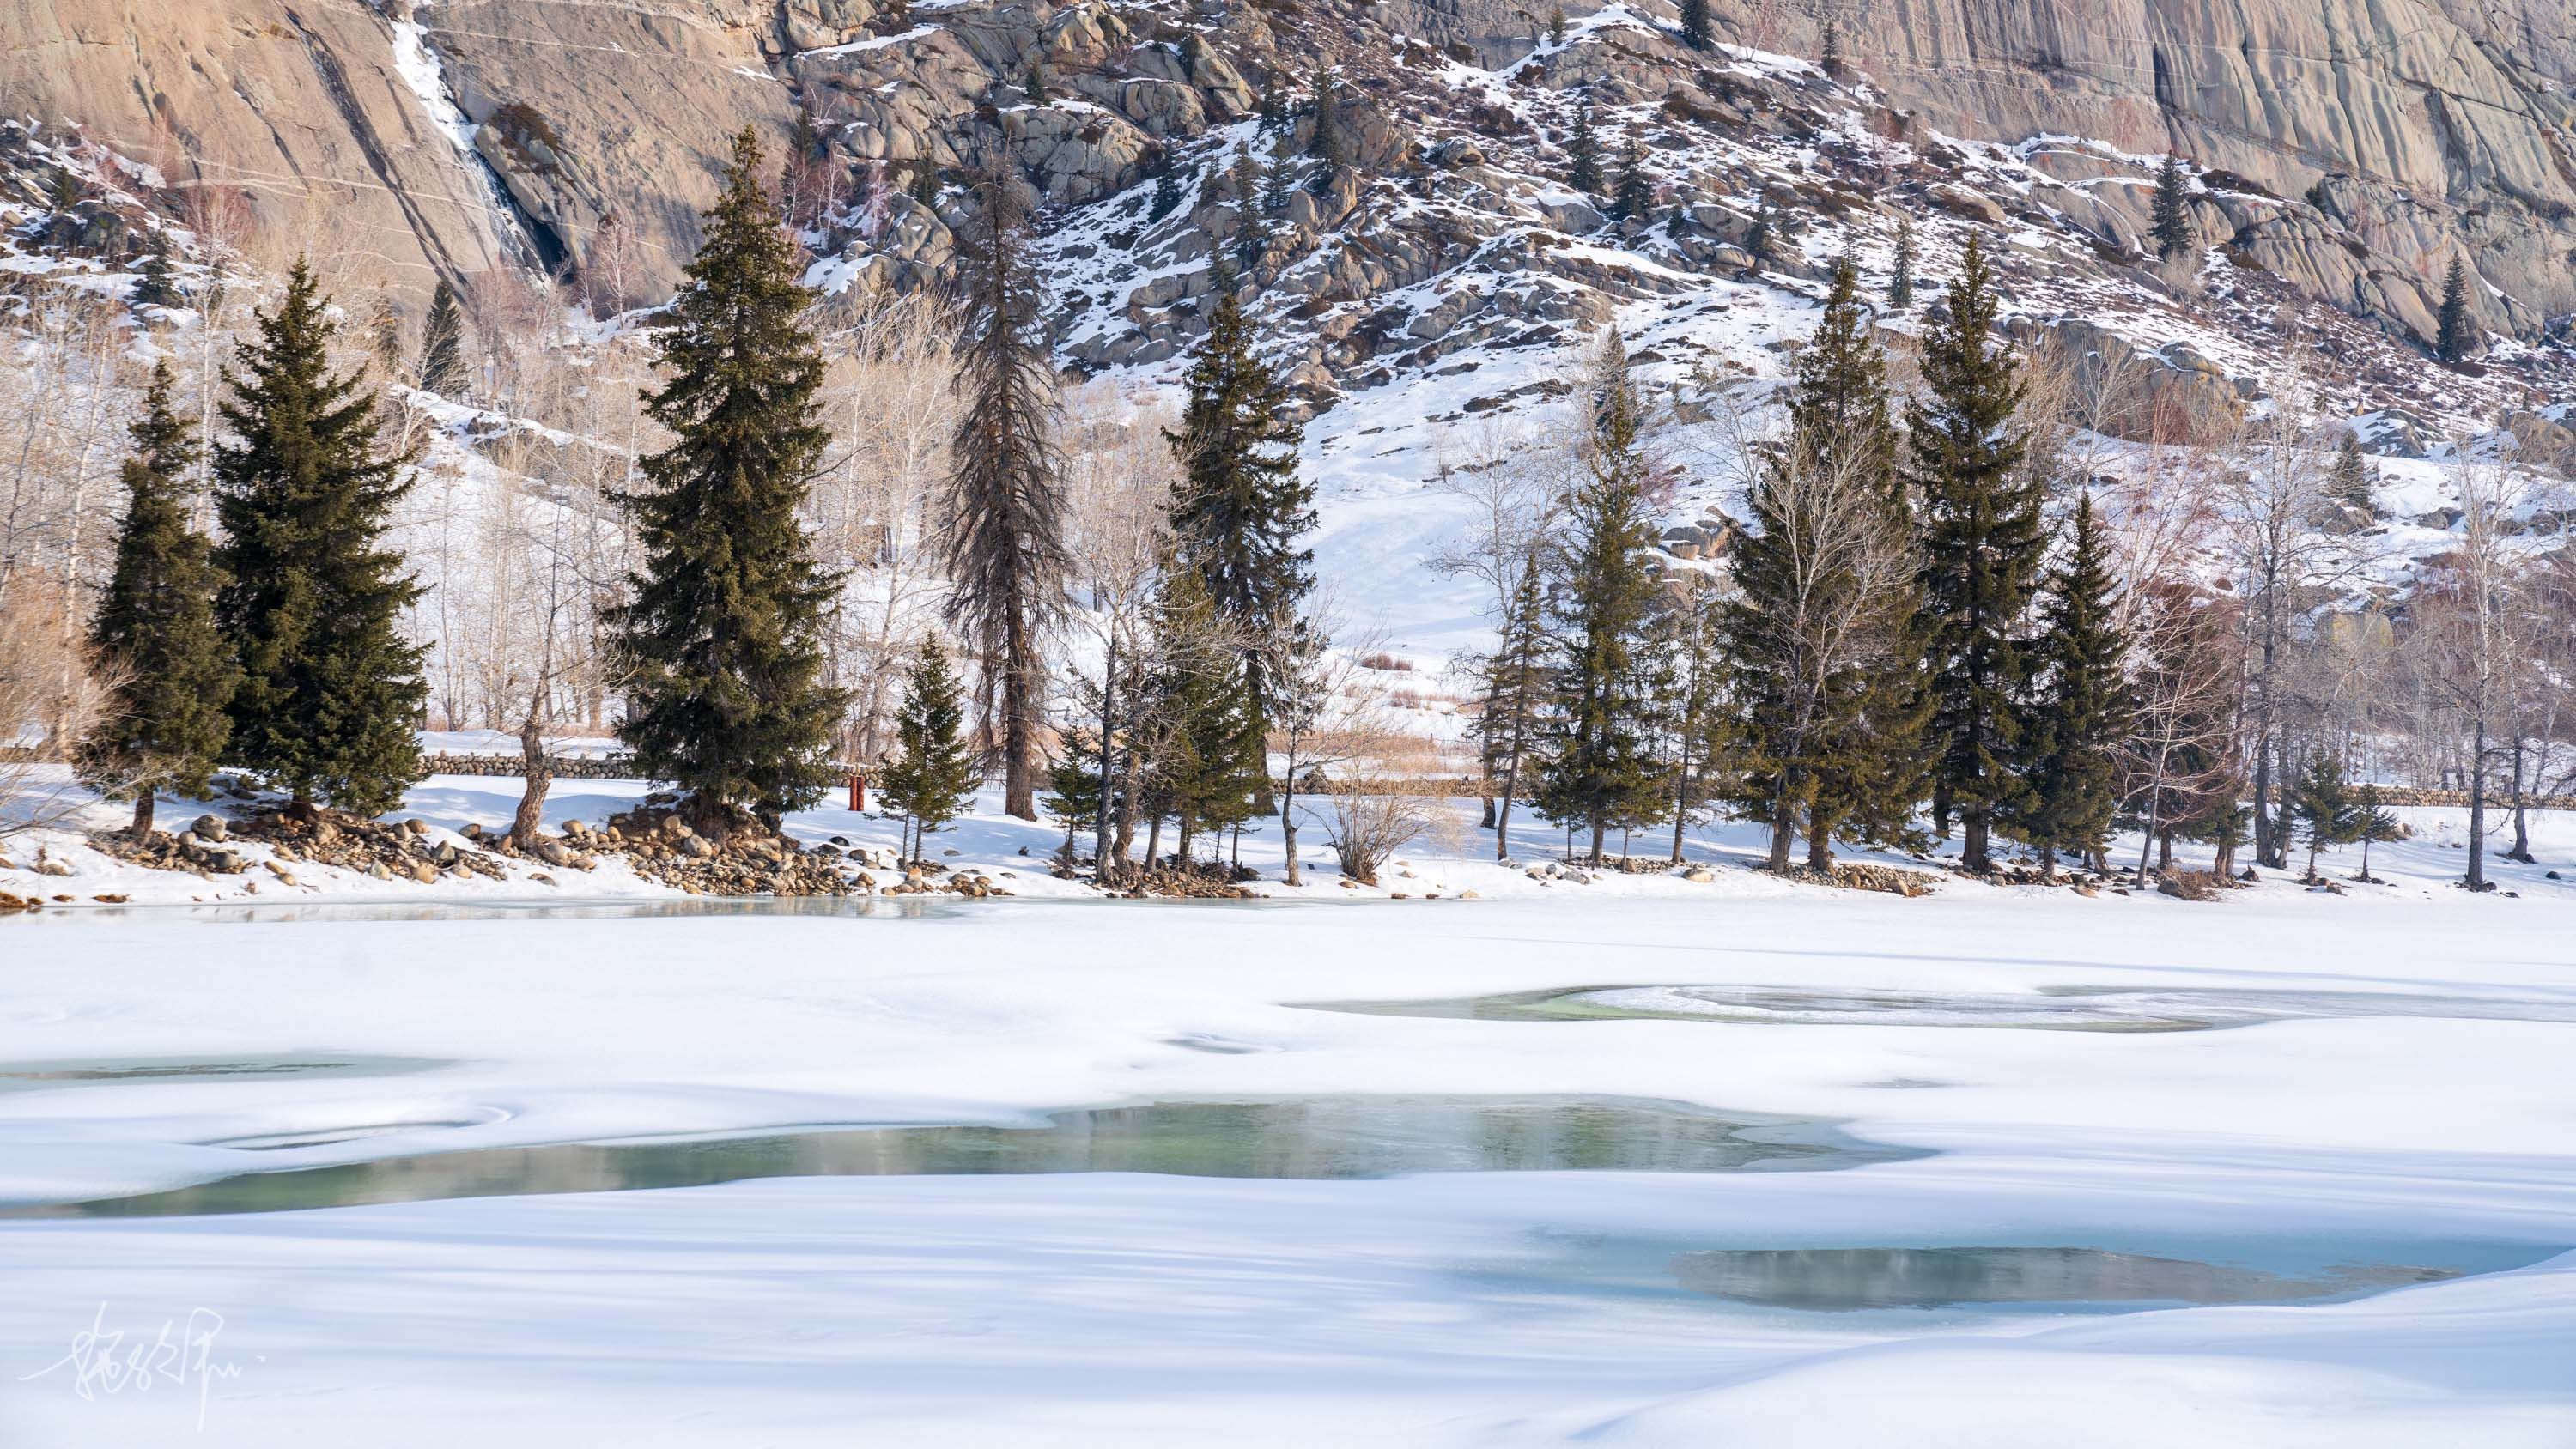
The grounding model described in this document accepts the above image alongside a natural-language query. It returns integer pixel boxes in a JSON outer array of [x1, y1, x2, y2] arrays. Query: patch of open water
[[1, 1095, 1918, 1219]]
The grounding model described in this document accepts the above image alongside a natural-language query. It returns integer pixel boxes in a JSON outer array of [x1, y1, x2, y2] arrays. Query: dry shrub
[[1326, 731, 1443, 884], [0, 586, 115, 840]]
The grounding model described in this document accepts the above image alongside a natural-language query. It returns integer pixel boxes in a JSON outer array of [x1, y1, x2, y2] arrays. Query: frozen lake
[[3, 876, 2573, 1446]]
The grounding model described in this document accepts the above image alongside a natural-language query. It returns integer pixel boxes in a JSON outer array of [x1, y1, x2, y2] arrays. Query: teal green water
[[12, 1095, 1919, 1220]]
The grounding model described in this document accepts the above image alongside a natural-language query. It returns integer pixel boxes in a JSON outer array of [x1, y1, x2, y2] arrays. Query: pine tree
[[2435, 255, 2475, 363], [1819, 19, 1844, 78], [416, 280, 466, 397], [1043, 722, 1105, 855], [1906, 233, 2038, 872], [1612, 135, 1650, 223], [1886, 215, 1916, 310], [77, 364, 239, 836], [910, 161, 941, 208], [213, 259, 427, 816], [2290, 750, 2360, 882], [879, 638, 983, 860], [2353, 781, 2399, 882], [607, 129, 848, 829], [1261, 147, 1293, 220], [1537, 333, 1664, 862], [131, 234, 180, 310], [1679, 0, 1711, 50], [2017, 494, 2130, 877], [1567, 100, 1601, 197], [1722, 259, 1925, 872], [1744, 203, 1774, 267], [1140, 567, 1265, 862], [2331, 433, 2373, 511], [1166, 284, 1313, 758], [1149, 161, 1185, 222], [1231, 150, 1271, 270], [1308, 64, 1348, 169], [1259, 70, 1291, 133], [945, 171, 1073, 820], [2151, 155, 2192, 260], [1023, 60, 1048, 104], [1548, 5, 1567, 47]]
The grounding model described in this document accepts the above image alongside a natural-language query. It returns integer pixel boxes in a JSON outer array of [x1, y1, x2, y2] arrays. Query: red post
[[848, 772, 866, 813]]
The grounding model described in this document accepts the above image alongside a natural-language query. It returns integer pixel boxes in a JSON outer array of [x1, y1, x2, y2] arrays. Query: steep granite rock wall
[[1772, 0, 2576, 335], [0, 0, 511, 308]]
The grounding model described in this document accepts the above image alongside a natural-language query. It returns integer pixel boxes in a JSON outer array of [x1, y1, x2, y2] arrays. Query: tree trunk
[[1962, 813, 1990, 872], [1280, 782, 1302, 886], [511, 712, 550, 850], [1002, 597, 1037, 820], [1805, 808, 1833, 872], [1765, 791, 1795, 873], [2508, 738, 2531, 862], [1093, 637, 1117, 874], [2466, 717, 2488, 889], [1588, 815, 1607, 866], [131, 789, 155, 838], [1669, 751, 1689, 866]]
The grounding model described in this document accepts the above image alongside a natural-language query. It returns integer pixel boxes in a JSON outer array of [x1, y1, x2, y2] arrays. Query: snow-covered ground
[[1, 775, 2573, 1442]]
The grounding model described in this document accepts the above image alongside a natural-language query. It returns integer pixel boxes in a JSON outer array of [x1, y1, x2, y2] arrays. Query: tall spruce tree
[[879, 638, 982, 861], [1548, 5, 1567, 46], [1679, 0, 1711, 50], [1745, 203, 1774, 267], [78, 364, 239, 835], [1886, 215, 1917, 310], [2016, 493, 2129, 877], [416, 279, 466, 397], [1140, 566, 1264, 862], [945, 172, 1073, 819], [1613, 135, 1650, 222], [1149, 162, 1185, 222], [1308, 64, 1349, 170], [1231, 150, 1272, 270], [608, 129, 848, 829], [1567, 100, 1601, 196], [2151, 155, 2192, 259], [213, 260, 427, 815], [2435, 256, 2475, 362], [1795, 260, 1931, 869], [1166, 283, 1313, 772], [1261, 146, 1293, 220], [1537, 333, 1664, 862], [1906, 233, 2039, 872], [2331, 433, 2373, 510], [1819, 19, 1844, 77], [1722, 259, 1925, 872], [1259, 70, 1291, 133]]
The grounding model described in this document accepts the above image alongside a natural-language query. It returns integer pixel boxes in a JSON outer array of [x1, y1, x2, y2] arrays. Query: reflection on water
[[1667, 1244, 2477, 1310], [8, 1096, 1917, 1219], [0, 1053, 449, 1091], [1303, 984, 2576, 1032]]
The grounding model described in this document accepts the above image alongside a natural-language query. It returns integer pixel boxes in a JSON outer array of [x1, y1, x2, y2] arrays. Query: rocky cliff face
[[3, 0, 2571, 399]]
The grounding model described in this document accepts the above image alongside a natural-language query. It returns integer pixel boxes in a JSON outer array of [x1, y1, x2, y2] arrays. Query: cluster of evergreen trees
[[1484, 237, 2137, 876], [82, 264, 427, 828]]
